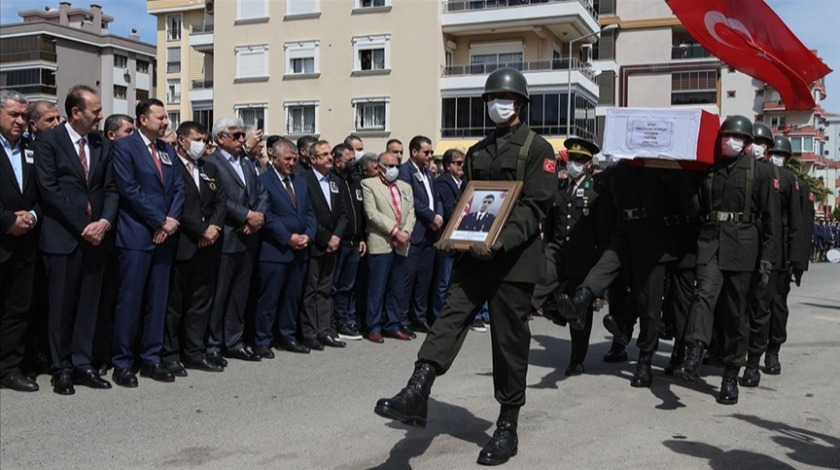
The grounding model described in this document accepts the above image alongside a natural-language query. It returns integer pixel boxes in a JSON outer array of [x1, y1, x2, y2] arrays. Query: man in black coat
[[162, 122, 227, 375], [432, 149, 465, 322]]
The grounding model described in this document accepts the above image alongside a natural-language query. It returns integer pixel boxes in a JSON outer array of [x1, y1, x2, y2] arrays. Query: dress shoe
[[337, 325, 363, 341], [400, 325, 417, 339], [96, 363, 110, 377], [276, 339, 310, 354], [252, 345, 275, 359], [564, 361, 584, 376], [112, 368, 138, 388], [223, 347, 261, 362], [139, 363, 176, 383], [631, 354, 653, 388], [412, 322, 432, 334], [367, 331, 385, 344], [470, 321, 488, 332], [603, 343, 628, 363], [51, 371, 75, 395], [764, 352, 781, 375], [717, 367, 740, 405], [184, 358, 225, 372], [206, 352, 228, 368], [675, 342, 706, 383], [477, 406, 519, 466], [303, 338, 325, 351], [0, 372, 39, 392], [72, 367, 112, 389], [384, 330, 412, 341], [375, 362, 437, 427], [163, 360, 188, 377], [319, 335, 346, 348]]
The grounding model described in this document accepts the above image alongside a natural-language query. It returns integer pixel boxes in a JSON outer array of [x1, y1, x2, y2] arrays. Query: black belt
[[707, 211, 756, 223], [621, 207, 648, 220]]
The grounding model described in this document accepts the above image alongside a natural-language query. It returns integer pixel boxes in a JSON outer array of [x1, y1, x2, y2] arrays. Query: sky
[[0, 0, 838, 111]]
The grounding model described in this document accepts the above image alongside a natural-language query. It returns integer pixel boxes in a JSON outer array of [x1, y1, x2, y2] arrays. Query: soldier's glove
[[759, 260, 773, 287], [792, 268, 804, 287], [434, 239, 458, 256], [470, 241, 502, 261]]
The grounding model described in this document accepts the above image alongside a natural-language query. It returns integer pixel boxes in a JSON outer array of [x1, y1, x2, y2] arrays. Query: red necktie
[[79, 138, 92, 219], [149, 143, 164, 181]]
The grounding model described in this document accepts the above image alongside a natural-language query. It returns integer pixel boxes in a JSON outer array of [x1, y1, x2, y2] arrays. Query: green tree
[[784, 158, 830, 203]]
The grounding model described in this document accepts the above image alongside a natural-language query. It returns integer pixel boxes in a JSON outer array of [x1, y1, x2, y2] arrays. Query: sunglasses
[[451, 161, 464, 166], [384, 164, 400, 169], [422, 150, 434, 156], [224, 132, 246, 140]]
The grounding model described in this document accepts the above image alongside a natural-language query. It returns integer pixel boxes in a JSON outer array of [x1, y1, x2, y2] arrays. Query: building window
[[114, 85, 127, 99], [727, 90, 736, 98], [469, 42, 524, 73], [285, 41, 319, 75], [671, 70, 717, 105], [193, 109, 214, 129], [167, 47, 181, 73], [790, 137, 802, 153], [352, 98, 388, 132], [166, 14, 182, 41], [114, 55, 128, 68], [167, 80, 181, 104], [0, 68, 57, 95], [287, 0, 319, 16], [136, 60, 150, 73], [136, 89, 149, 101], [356, 0, 388, 8], [168, 112, 181, 130], [353, 35, 390, 72], [237, 106, 266, 130], [235, 45, 269, 79], [770, 116, 786, 126], [802, 137, 814, 152], [237, 0, 269, 20], [285, 102, 318, 135], [592, 30, 615, 61]]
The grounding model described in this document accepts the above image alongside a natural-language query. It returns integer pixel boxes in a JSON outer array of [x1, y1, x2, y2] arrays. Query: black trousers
[[209, 249, 253, 353], [531, 242, 559, 311], [43, 246, 105, 373], [668, 265, 696, 343], [164, 250, 218, 363], [581, 236, 627, 297], [747, 269, 780, 357], [0, 253, 35, 377], [685, 254, 755, 368], [562, 276, 593, 363], [92, 249, 119, 368], [632, 263, 668, 355], [418, 263, 532, 407], [300, 252, 337, 341], [768, 270, 792, 351]]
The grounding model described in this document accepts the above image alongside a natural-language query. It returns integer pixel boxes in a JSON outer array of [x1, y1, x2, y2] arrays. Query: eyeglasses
[[422, 150, 434, 156], [384, 164, 400, 169], [223, 132, 246, 140], [451, 161, 464, 166]]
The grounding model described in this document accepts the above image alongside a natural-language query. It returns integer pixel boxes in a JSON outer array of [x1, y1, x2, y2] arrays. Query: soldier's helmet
[[753, 122, 775, 148], [719, 115, 753, 140], [482, 68, 529, 103], [770, 135, 793, 157]]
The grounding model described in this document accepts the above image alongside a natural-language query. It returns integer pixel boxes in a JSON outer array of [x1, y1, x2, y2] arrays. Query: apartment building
[[147, 0, 602, 152], [0, 2, 156, 118]]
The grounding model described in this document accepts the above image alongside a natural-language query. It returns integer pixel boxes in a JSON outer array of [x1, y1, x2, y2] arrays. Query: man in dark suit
[[111, 98, 184, 387], [397, 136, 444, 335], [0, 90, 40, 392], [457, 195, 496, 232], [204, 116, 267, 364], [162, 122, 227, 375], [254, 138, 316, 357], [298, 140, 348, 350], [432, 149, 465, 322], [34, 85, 118, 394]]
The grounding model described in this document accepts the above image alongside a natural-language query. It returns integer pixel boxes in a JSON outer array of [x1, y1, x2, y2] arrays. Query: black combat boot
[[603, 341, 628, 363], [631, 352, 653, 388], [764, 344, 781, 375], [739, 354, 761, 387], [555, 287, 591, 331], [477, 405, 519, 466], [602, 314, 629, 346], [664, 340, 685, 376], [675, 341, 706, 383], [374, 362, 436, 427], [717, 367, 740, 405]]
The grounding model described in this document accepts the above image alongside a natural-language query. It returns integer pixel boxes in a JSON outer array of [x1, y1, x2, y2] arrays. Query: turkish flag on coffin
[[667, 0, 832, 111]]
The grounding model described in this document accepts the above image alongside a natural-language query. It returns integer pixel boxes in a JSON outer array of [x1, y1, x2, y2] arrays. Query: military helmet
[[753, 122, 775, 147], [719, 115, 753, 140], [482, 68, 529, 103], [770, 135, 793, 157]]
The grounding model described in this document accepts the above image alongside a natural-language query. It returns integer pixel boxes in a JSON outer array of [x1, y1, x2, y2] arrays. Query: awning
[[545, 138, 567, 153], [434, 137, 568, 158]]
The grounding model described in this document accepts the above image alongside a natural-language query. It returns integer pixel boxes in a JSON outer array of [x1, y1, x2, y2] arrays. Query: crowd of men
[[811, 218, 839, 261]]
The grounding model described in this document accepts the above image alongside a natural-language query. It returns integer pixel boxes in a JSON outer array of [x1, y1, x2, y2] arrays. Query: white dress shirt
[[312, 167, 332, 210], [178, 155, 200, 188], [221, 149, 247, 187], [410, 160, 435, 208], [64, 123, 90, 172]]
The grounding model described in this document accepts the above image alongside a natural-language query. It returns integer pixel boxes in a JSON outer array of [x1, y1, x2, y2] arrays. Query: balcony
[[441, 0, 599, 38], [763, 100, 785, 111], [671, 43, 714, 60], [0, 49, 57, 63], [189, 24, 214, 53], [189, 80, 213, 102], [441, 57, 599, 97]]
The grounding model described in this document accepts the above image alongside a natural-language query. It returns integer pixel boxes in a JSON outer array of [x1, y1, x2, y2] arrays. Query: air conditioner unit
[[205, 1, 214, 15]]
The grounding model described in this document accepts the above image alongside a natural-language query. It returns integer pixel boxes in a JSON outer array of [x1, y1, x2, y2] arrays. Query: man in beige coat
[[361, 152, 415, 343]]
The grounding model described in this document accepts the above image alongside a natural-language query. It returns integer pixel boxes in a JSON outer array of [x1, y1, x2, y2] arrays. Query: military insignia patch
[[158, 151, 172, 166], [773, 178, 780, 190], [795, 180, 799, 191], [809, 192, 815, 201], [543, 158, 556, 173]]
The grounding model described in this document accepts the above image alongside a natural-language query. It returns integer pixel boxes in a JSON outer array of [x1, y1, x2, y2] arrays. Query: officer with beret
[[374, 68, 557, 466]]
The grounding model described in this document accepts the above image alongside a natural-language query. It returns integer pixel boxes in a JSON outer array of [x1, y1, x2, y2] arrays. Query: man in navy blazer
[[34, 85, 118, 394], [254, 138, 316, 356], [397, 136, 444, 334], [433, 148, 465, 320], [110, 99, 184, 387]]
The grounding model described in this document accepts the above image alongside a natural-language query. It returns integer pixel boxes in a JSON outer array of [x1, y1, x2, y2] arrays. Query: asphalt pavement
[[1, 263, 838, 470]]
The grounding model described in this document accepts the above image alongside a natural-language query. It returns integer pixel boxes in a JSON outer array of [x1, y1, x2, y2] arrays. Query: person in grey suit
[[203, 116, 268, 364]]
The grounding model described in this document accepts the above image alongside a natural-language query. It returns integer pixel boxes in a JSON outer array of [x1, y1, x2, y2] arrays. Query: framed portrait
[[440, 181, 523, 251]]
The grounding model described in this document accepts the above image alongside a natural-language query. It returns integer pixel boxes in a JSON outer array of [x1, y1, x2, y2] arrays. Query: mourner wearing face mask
[[675, 116, 779, 405], [375, 69, 556, 466]]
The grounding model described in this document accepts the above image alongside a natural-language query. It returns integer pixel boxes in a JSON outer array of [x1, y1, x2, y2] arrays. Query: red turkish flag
[[667, 0, 832, 111]]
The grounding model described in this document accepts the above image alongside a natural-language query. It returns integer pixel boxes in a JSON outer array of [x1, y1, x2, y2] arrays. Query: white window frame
[[285, 41, 320, 75], [114, 55, 128, 68], [355, 0, 390, 8], [167, 79, 181, 104], [284, 101, 319, 136], [351, 97, 390, 133], [113, 85, 127, 100], [235, 103, 269, 131], [166, 14, 182, 41], [237, 0, 269, 20], [235, 45, 269, 79], [352, 35, 391, 72], [168, 112, 181, 131], [286, 0, 320, 17]]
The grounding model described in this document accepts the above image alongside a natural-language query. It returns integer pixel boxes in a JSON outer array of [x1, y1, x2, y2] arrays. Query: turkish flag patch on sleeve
[[809, 192, 815, 201], [795, 180, 800, 191], [773, 178, 780, 190], [543, 158, 556, 174]]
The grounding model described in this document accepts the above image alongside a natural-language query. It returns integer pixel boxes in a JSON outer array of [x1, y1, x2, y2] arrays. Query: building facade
[[0, 2, 156, 118]]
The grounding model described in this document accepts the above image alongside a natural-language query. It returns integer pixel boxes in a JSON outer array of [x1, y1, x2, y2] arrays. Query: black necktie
[[283, 176, 297, 208]]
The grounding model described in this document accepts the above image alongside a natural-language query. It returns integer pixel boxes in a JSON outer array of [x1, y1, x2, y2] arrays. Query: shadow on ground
[[663, 439, 797, 469], [731, 413, 840, 469]]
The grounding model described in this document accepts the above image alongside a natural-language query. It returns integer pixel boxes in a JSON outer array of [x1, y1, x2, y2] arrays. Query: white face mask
[[567, 160, 586, 179], [751, 143, 767, 159], [487, 99, 516, 124], [384, 166, 399, 182], [185, 139, 206, 161], [770, 155, 785, 167], [721, 136, 745, 158], [355, 150, 364, 160]]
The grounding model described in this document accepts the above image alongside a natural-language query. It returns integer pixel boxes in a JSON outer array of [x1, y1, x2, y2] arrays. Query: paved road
[[2, 263, 838, 470]]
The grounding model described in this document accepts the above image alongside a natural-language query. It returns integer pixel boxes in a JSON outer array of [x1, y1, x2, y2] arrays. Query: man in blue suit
[[432, 148, 465, 321], [398, 136, 444, 335], [111, 99, 184, 387], [254, 138, 316, 356]]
